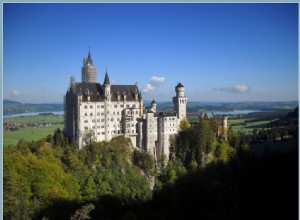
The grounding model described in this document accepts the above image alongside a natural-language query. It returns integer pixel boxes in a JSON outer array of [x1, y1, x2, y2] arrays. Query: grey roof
[[176, 82, 184, 88], [72, 83, 140, 102], [104, 71, 110, 85], [86, 50, 93, 65], [155, 112, 177, 117], [199, 112, 214, 119]]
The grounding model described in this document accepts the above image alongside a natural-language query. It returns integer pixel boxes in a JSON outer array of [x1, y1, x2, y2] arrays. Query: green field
[[5, 115, 64, 124], [3, 115, 64, 147], [4, 125, 64, 147], [228, 118, 275, 133]]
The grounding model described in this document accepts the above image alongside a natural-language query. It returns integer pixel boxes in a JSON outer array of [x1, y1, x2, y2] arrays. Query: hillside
[[4, 100, 63, 115]]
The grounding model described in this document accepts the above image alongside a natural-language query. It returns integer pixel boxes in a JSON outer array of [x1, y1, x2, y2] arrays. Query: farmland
[[3, 114, 64, 147]]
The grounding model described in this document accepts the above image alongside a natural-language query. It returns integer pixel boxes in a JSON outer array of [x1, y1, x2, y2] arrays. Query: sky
[[3, 3, 298, 103]]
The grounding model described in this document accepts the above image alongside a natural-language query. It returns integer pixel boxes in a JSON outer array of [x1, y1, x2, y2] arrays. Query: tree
[[70, 203, 95, 220], [179, 117, 190, 131]]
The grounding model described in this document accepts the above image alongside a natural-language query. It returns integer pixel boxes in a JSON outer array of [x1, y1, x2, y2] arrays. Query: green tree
[[179, 117, 190, 131]]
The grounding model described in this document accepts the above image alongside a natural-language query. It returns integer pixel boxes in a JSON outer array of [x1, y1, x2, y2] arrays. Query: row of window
[[84, 124, 122, 130], [84, 118, 121, 123], [84, 104, 137, 109], [148, 129, 176, 133], [84, 110, 139, 116], [165, 117, 176, 121]]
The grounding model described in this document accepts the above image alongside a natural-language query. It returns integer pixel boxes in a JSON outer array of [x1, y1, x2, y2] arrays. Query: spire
[[176, 82, 184, 88], [104, 69, 110, 85], [86, 47, 93, 65]]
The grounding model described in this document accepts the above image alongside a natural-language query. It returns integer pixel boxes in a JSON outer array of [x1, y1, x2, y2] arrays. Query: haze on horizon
[[3, 3, 298, 104]]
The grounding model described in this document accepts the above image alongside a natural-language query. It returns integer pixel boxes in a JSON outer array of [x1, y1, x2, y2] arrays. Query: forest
[[4, 109, 298, 220]]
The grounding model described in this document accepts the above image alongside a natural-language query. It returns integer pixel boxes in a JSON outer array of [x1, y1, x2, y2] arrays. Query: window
[[126, 104, 130, 108], [97, 105, 100, 109], [101, 105, 104, 108], [120, 104, 124, 108], [84, 120, 88, 123], [90, 105, 93, 109], [97, 119, 100, 122], [132, 104, 136, 108], [101, 119, 104, 122], [84, 105, 88, 109], [92, 119, 95, 122], [97, 112, 100, 116], [85, 113, 87, 116], [114, 105, 117, 108], [90, 113, 93, 116]]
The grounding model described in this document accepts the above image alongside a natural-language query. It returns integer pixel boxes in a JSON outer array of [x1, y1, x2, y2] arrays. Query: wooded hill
[[4, 110, 298, 219]]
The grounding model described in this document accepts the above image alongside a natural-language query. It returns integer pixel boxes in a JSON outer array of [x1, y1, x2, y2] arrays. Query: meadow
[[3, 115, 64, 147], [228, 118, 275, 133]]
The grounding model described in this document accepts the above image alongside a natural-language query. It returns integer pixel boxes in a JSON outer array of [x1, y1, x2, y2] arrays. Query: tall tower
[[173, 82, 187, 122], [82, 49, 97, 83], [104, 70, 111, 141], [222, 115, 228, 141]]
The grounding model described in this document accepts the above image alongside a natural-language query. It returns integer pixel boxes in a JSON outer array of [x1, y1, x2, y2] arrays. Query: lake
[[212, 110, 268, 115], [3, 111, 64, 119]]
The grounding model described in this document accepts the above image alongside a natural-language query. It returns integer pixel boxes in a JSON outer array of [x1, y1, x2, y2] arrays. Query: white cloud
[[142, 76, 166, 93], [231, 84, 249, 93], [150, 76, 166, 86], [216, 84, 250, 94], [10, 90, 21, 97], [143, 83, 156, 93]]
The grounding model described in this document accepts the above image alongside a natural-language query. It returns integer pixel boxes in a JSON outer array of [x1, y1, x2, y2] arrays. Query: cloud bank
[[143, 76, 166, 93]]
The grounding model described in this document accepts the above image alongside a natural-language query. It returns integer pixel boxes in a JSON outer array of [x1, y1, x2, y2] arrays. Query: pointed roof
[[151, 99, 157, 105], [176, 82, 184, 88], [86, 48, 93, 65], [104, 69, 110, 85]]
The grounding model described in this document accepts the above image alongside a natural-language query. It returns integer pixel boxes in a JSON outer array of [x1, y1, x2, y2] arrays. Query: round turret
[[82, 50, 97, 83], [151, 99, 157, 112], [175, 82, 185, 97]]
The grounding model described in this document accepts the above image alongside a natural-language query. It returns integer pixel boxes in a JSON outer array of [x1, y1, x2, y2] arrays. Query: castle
[[64, 51, 187, 160]]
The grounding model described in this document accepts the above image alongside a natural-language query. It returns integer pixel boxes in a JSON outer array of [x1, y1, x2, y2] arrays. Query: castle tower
[[104, 70, 111, 141], [173, 82, 187, 123], [222, 115, 228, 141], [82, 49, 97, 83], [151, 100, 157, 112]]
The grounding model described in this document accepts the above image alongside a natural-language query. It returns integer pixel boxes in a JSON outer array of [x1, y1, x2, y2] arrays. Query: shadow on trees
[[35, 148, 298, 220]]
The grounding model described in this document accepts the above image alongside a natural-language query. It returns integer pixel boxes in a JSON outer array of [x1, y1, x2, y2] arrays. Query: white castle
[[64, 51, 187, 160]]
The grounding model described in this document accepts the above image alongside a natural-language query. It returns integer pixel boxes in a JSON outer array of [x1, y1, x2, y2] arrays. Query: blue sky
[[3, 3, 298, 103]]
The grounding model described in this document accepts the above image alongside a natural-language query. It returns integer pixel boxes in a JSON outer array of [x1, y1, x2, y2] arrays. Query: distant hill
[[3, 100, 63, 115], [147, 100, 298, 113], [270, 107, 298, 127]]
